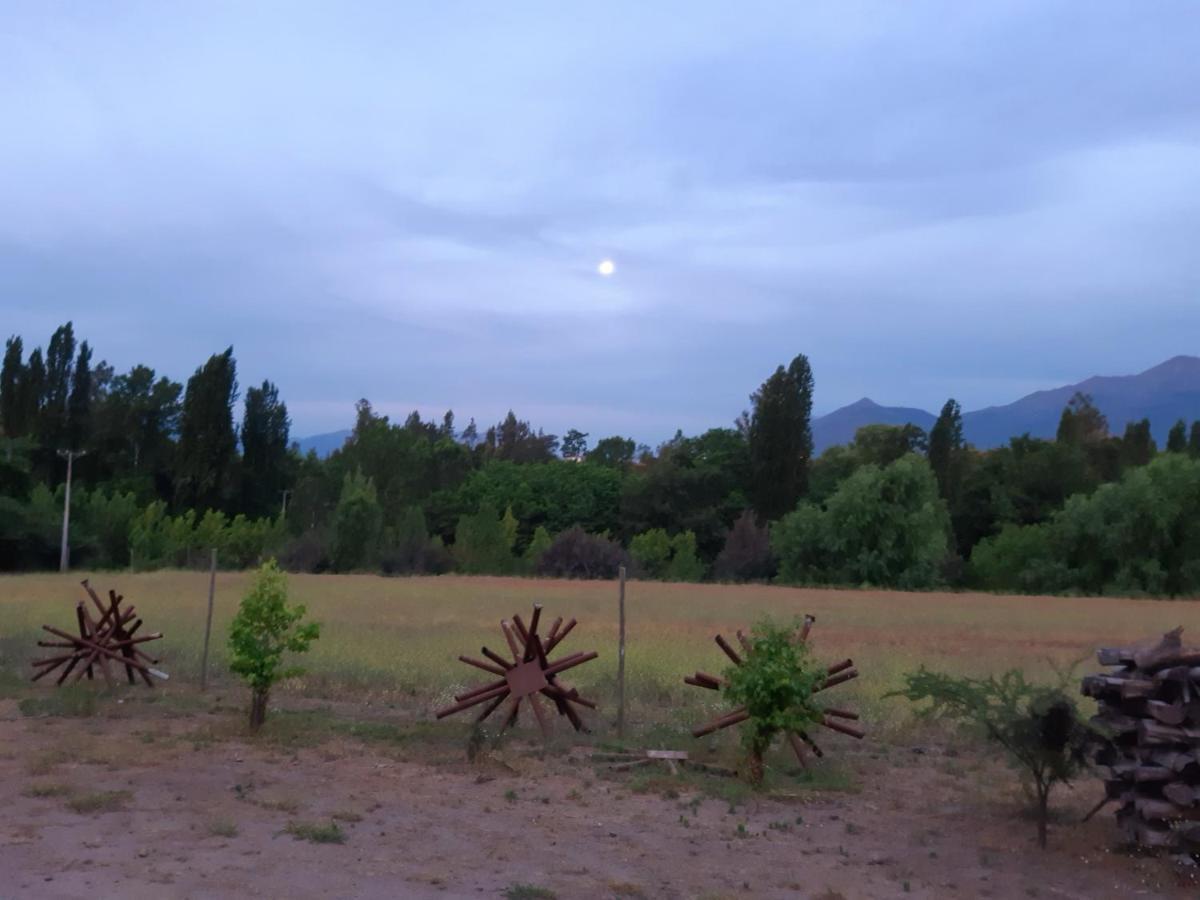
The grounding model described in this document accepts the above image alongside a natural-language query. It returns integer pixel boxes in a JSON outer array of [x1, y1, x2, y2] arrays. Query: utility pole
[[57, 448, 88, 572], [280, 488, 292, 520]]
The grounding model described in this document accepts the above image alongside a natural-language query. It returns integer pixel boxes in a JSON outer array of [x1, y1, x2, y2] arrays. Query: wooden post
[[200, 548, 217, 691], [617, 564, 627, 738]]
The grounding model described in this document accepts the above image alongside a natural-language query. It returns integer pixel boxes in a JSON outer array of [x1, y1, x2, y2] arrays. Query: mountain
[[295, 429, 351, 458], [812, 398, 936, 454], [811, 355, 1200, 453], [961, 355, 1200, 448]]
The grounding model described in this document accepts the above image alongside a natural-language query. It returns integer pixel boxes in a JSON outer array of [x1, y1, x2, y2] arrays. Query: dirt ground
[[1, 697, 1195, 900]]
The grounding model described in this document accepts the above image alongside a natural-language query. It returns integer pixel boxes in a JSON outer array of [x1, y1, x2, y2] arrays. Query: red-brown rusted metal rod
[[798, 615, 815, 642], [546, 617, 563, 644], [454, 678, 509, 703], [736, 630, 754, 656], [825, 658, 854, 677], [692, 707, 750, 738], [544, 618, 576, 654], [824, 707, 859, 720], [459, 655, 507, 677], [821, 717, 865, 739], [527, 604, 542, 641], [787, 731, 809, 768], [817, 669, 858, 692], [543, 651, 598, 678], [684, 676, 721, 691], [480, 646, 514, 671], [714, 634, 742, 666], [500, 620, 523, 661], [436, 684, 509, 719]]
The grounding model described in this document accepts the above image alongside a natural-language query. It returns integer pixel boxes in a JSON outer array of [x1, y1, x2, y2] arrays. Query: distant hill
[[295, 429, 351, 458], [811, 355, 1200, 453], [812, 398, 936, 454], [961, 355, 1200, 448]]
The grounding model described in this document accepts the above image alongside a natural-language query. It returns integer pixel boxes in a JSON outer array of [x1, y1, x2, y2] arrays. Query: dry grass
[[3, 571, 1197, 732]]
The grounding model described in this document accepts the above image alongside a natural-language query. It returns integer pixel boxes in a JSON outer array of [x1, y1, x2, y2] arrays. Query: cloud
[[1, 1, 1198, 442]]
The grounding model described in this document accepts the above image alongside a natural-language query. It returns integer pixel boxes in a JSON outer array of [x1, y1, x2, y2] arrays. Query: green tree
[[1191, 421, 1200, 458], [1056, 392, 1108, 446], [723, 618, 825, 784], [241, 380, 291, 518], [927, 399, 964, 502], [561, 429, 589, 459], [0, 337, 25, 437], [747, 354, 814, 520], [175, 348, 239, 512], [1119, 418, 1156, 468], [851, 423, 928, 467], [588, 435, 635, 469], [331, 470, 382, 571], [1166, 419, 1188, 453], [38, 322, 76, 453], [773, 455, 950, 588], [228, 559, 320, 730], [66, 340, 92, 450], [522, 525, 553, 571]]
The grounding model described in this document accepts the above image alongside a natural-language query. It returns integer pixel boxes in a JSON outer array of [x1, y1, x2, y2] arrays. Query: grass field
[[4, 571, 1198, 735]]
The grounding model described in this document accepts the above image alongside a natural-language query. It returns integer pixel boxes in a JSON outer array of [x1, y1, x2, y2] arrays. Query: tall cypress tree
[[747, 353, 814, 521], [1120, 418, 1156, 468], [39, 323, 76, 450], [0, 337, 23, 437], [66, 341, 93, 450], [241, 380, 291, 518], [1189, 421, 1200, 459], [175, 347, 239, 512], [927, 398, 964, 501], [23, 348, 45, 437], [1166, 419, 1187, 453]]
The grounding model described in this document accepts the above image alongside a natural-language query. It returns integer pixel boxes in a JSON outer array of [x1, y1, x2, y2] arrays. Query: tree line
[[3, 323, 1199, 596]]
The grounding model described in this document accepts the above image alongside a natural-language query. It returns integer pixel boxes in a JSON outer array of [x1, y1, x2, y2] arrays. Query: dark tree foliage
[[1191, 421, 1200, 458], [1166, 419, 1187, 453], [66, 341, 92, 451], [621, 428, 749, 560], [561, 428, 589, 459], [37, 322, 76, 456], [927, 398, 964, 501], [22, 348, 45, 445], [175, 347, 239, 513], [713, 509, 775, 582], [483, 411, 558, 463], [1, 337, 25, 437], [588, 435, 636, 469], [851, 423, 928, 467], [747, 354, 813, 520], [1056, 391, 1108, 445], [1119, 418, 1156, 468], [536, 526, 628, 580], [241, 380, 291, 518]]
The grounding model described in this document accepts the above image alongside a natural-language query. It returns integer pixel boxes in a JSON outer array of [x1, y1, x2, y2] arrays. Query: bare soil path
[[0, 702, 1193, 900]]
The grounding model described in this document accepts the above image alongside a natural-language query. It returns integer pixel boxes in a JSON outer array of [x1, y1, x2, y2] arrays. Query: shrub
[[276, 529, 331, 573], [453, 503, 516, 574], [228, 560, 320, 730], [536, 526, 628, 580], [630, 528, 672, 578], [888, 666, 1097, 848], [522, 525, 553, 572], [713, 510, 775, 582], [722, 618, 825, 784], [380, 505, 432, 575], [665, 531, 705, 582]]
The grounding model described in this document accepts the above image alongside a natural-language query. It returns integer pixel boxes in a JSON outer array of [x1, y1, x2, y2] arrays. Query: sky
[[2, 1, 1199, 445]]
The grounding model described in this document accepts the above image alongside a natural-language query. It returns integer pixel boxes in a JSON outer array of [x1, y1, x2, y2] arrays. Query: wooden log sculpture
[[1083, 628, 1200, 851], [684, 614, 864, 768], [435, 604, 598, 739], [31, 580, 166, 688]]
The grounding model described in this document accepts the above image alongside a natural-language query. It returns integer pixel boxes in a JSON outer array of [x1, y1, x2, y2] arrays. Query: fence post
[[200, 548, 217, 691], [617, 564, 627, 738]]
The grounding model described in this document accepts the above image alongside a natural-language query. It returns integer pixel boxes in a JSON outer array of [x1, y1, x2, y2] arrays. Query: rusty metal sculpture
[[684, 614, 863, 767], [435, 604, 598, 738], [31, 580, 166, 687]]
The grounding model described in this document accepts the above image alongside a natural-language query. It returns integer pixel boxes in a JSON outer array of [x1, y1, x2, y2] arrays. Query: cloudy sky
[[3, 2, 1198, 443]]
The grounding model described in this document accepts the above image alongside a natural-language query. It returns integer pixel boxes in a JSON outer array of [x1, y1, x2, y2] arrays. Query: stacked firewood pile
[[1083, 628, 1200, 851]]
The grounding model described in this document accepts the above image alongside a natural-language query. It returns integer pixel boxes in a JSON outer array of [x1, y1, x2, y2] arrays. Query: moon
[[597, 259, 616, 277]]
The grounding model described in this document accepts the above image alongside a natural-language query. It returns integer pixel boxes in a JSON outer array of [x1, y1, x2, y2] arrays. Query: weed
[[67, 790, 131, 814], [23, 783, 73, 798], [503, 885, 556, 900], [284, 821, 346, 844], [207, 819, 239, 838], [331, 809, 363, 823]]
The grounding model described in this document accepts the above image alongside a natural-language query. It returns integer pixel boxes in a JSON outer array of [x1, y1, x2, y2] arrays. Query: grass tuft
[[284, 820, 346, 844], [66, 790, 131, 814]]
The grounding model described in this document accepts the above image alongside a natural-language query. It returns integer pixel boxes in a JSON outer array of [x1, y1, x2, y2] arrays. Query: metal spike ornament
[[435, 604, 599, 738], [31, 580, 167, 688], [684, 614, 864, 767]]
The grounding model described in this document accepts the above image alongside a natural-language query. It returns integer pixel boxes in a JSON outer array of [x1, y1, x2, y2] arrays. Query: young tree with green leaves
[[747, 354, 814, 521], [228, 560, 320, 731], [723, 618, 826, 785], [888, 667, 1097, 848]]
